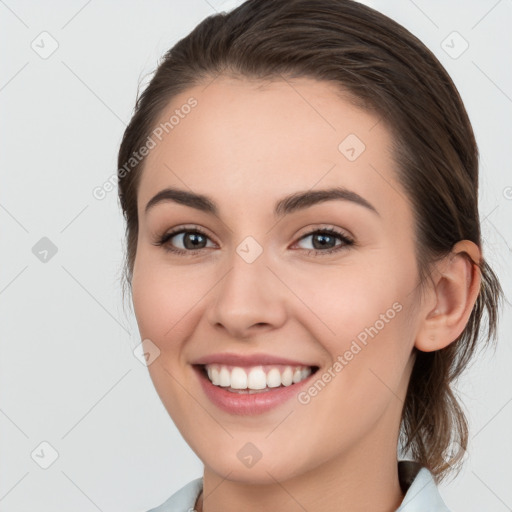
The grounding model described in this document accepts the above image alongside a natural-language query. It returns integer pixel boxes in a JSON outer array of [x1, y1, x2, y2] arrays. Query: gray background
[[0, 0, 511, 510]]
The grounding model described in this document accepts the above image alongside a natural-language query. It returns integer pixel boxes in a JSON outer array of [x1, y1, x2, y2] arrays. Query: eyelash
[[152, 225, 355, 257]]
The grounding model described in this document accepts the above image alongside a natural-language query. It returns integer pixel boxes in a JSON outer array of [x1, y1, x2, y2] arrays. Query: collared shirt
[[146, 460, 451, 511]]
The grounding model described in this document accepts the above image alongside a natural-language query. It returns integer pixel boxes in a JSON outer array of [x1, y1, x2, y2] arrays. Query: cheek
[[131, 254, 211, 424], [131, 251, 215, 348], [289, 250, 416, 343], [290, 253, 418, 401]]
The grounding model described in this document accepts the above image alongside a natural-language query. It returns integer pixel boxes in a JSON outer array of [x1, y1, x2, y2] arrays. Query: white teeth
[[204, 364, 313, 390], [219, 367, 230, 387], [247, 366, 267, 389], [230, 367, 247, 389], [209, 366, 220, 385], [281, 367, 293, 386], [266, 368, 282, 388]]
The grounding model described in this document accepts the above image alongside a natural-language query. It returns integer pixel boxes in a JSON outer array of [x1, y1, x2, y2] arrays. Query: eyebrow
[[144, 186, 379, 217]]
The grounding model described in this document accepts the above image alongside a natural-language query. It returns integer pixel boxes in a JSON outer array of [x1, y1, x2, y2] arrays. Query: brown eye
[[153, 227, 216, 255], [295, 228, 354, 255], [171, 231, 209, 250]]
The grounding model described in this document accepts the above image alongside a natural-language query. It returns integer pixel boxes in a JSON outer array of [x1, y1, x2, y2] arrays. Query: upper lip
[[191, 352, 317, 367]]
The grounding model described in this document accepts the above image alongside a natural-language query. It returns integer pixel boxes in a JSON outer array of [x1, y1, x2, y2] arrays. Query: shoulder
[[146, 477, 203, 512], [397, 460, 452, 512]]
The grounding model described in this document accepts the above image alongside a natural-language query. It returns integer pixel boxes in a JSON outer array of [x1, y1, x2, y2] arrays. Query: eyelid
[[157, 224, 217, 244], [294, 223, 354, 242]]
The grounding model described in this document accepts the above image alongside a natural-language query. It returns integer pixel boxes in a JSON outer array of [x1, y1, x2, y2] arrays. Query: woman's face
[[132, 76, 425, 482]]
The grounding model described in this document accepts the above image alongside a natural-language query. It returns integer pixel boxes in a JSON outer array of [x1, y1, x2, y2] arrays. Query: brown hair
[[117, 0, 503, 482]]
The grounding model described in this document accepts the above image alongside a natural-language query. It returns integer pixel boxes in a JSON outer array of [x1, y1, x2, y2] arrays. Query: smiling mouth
[[196, 364, 320, 394]]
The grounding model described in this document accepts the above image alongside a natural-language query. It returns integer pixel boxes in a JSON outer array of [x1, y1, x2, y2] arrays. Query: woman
[[117, 1, 503, 510]]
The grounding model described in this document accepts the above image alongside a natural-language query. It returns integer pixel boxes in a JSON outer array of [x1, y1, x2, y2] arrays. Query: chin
[[198, 442, 317, 485]]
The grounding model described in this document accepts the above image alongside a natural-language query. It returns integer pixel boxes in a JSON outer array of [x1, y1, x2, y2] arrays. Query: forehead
[[137, 76, 407, 221]]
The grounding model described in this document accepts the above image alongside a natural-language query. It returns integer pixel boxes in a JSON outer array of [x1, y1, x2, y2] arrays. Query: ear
[[415, 240, 482, 352]]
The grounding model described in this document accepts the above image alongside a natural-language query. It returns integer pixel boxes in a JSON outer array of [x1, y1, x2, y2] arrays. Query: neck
[[196, 431, 405, 512]]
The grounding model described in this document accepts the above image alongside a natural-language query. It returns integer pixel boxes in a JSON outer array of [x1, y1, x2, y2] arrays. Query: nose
[[205, 246, 288, 339]]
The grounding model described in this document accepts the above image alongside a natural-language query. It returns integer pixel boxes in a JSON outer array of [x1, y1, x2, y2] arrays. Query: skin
[[131, 76, 481, 512]]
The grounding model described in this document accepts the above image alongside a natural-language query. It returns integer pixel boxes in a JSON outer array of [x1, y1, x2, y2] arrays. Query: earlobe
[[415, 240, 482, 352]]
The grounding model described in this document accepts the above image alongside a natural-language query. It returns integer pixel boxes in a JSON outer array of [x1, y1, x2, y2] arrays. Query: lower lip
[[193, 365, 317, 415]]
